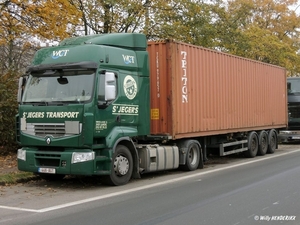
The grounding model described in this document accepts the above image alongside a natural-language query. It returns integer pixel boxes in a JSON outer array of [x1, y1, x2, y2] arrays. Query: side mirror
[[105, 72, 116, 101], [17, 76, 27, 103], [97, 72, 117, 109]]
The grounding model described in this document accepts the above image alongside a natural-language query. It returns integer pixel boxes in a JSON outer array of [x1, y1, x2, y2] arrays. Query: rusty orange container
[[148, 40, 287, 139]]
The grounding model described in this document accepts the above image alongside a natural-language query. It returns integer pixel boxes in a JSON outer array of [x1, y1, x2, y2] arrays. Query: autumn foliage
[[1, 0, 300, 154]]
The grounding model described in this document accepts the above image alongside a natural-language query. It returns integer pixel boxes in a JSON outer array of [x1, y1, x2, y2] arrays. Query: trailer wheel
[[181, 140, 200, 171], [245, 132, 258, 158], [267, 129, 277, 154], [102, 145, 133, 186], [257, 130, 268, 156]]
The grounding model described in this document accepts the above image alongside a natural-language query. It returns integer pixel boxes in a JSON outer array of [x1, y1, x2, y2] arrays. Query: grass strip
[[0, 171, 37, 185]]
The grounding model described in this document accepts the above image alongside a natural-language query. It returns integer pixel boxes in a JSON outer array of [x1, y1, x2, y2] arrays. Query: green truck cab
[[17, 33, 151, 185]]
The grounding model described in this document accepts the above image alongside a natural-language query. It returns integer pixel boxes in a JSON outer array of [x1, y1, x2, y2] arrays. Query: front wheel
[[102, 145, 133, 186]]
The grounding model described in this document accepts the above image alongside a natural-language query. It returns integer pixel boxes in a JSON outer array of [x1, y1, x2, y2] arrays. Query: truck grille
[[288, 103, 300, 119], [36, 124, 65, 137], [35, 150, 63, 167], [21, 121, 82, 138], [24, 123, 65, 137]]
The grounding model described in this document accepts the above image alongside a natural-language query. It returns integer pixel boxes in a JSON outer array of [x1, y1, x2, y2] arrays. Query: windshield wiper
[[23, 101, 48, 106], [23, 99, 83, 106], [52, 100, 83, 105], [48, 101, 68, 106], [41, 100, 48, 106]]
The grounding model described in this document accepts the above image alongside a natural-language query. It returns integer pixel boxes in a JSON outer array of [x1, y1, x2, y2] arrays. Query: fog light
[[17, 149, 26, 161], [61, 160, 67, 167], [71, 152, 95, 164]]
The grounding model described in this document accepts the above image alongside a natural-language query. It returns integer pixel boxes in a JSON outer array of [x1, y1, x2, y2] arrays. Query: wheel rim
[[188, 145, 198, 166], [113, 155, 129, 176]]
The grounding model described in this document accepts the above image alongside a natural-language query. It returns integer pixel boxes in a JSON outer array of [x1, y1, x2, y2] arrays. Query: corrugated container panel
[[148, 41, 171, 134], [148, 40, 287, 139]]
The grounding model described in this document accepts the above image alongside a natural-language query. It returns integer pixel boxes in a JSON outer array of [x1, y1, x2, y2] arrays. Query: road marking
[[1, 148, 300, 213], [0, 205, 39, 212]]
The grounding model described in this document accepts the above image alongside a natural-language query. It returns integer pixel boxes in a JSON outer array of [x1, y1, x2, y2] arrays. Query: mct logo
[[122, 54, 135, 64], [52, 49, 70, 59]]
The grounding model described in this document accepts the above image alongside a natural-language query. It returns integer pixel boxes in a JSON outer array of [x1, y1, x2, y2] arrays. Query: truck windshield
[[288, 79, 300, 95], [22, 70, 95, 104]]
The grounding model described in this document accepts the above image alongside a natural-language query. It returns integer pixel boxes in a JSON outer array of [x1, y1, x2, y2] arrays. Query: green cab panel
[[17, 33, 151, 177]]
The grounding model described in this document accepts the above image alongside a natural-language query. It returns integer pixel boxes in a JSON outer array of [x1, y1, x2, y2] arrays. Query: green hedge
[[0, 76, 18, 155]]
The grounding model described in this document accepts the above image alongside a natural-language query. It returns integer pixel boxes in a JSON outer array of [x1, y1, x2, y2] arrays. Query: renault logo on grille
[[46, 137, 51, 145]]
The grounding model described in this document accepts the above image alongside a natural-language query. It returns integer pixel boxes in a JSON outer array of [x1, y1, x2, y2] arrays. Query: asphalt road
[[1, 144, 300, 225]]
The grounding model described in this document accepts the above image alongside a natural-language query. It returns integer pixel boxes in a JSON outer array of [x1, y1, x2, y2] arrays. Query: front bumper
[[17, 148, 111, 176], [278, 130, 300, 143]]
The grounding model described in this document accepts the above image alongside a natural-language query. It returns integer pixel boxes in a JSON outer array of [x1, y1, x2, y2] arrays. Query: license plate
[[38, 167, 56, 174]]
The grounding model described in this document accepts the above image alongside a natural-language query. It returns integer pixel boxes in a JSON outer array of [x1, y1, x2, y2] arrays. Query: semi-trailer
[[17, 33, 287, 185]]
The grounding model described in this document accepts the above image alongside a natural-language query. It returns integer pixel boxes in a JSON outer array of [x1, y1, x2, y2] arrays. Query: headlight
[[71, 152, 95, 164], [17, 149, 26, 161]]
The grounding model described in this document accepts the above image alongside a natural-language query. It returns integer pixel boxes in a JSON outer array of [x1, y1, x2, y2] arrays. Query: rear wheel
[[267, 129, 277, 154], [181, 140, 201, 171], [102, 145, 133, 186], [245, 131, 258, 158], [257, 130, 268, 156]]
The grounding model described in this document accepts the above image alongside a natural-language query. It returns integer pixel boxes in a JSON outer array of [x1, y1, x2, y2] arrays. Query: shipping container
[[148, 40, 287, 139]]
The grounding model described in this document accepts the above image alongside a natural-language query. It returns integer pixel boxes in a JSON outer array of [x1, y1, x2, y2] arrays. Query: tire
[[102, 145, 133, 186], [267, 129, 277, 154], [257, 130, 268, 156], [245, 131, 258, 158], [181, 140, 200, 171]]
